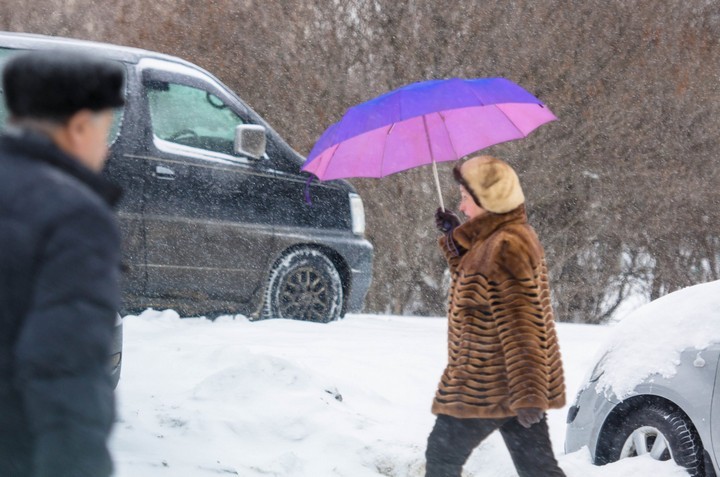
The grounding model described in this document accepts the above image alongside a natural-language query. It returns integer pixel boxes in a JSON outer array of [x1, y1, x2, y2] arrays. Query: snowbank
[[110, 310, 686, 476]]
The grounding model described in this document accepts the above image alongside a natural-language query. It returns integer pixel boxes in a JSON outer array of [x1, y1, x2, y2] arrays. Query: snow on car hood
[[593, 279, 720, 399]]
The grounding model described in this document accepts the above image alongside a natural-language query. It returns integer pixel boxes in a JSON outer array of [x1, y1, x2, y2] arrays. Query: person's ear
[[51, 109, 95, 165], [64, 109, 94, 144]]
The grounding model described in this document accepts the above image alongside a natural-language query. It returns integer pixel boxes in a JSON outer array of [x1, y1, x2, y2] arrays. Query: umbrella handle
[[432, 159, 445, 212]]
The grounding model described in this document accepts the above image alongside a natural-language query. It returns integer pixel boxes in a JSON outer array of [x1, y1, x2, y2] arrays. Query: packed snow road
[[110, 311, 687, 476]]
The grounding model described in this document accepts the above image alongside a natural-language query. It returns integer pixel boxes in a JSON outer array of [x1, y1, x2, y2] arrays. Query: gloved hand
[[435, 207, 461, 234], [516, 408, 544, 428]]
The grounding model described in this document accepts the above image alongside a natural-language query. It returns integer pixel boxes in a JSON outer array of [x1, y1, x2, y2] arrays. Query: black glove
[[516, 408, 544, 429], [435, 207, 461, 234]]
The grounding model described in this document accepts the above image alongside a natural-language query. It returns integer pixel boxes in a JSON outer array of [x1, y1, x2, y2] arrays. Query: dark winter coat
[[0, 128, 121, 477], [432, 205, 566, 419]]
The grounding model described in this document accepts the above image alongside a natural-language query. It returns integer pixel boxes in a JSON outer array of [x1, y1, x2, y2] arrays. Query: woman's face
[[458, 185, 485, 219]]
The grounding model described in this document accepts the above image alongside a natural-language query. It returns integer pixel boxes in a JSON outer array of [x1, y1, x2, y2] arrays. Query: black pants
[[425, 414, 565, 477]]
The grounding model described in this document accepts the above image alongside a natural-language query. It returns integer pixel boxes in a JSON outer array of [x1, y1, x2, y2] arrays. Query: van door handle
[[154, 165, 175, 180]]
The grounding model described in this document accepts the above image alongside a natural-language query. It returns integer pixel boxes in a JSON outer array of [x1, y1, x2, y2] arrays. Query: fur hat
[[3, 50, 125, 123], [453, 155, 525, 214]]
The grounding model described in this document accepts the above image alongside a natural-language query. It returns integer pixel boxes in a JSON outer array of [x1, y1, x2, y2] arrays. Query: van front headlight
[[349, 193, 365, 236]]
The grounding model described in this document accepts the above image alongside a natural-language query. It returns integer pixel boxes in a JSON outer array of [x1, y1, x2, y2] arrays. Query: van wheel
[[597, 403, 705, 476], [262, 249, 343, 323]]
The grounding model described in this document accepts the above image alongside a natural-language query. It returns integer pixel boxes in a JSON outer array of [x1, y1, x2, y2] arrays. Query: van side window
[[0, 47, 126, 142], [146, 81, 245, 156], [0, 48, 22, 126]]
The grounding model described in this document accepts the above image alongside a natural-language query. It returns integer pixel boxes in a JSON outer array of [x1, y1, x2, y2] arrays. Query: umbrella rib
[[422, 114, 434, 163], [381, 86, 404, 177], [465, 80, 487, 107], [438, 111, 460, 160], [379, 124, 393, 177], [493, 104, 526, 137], [466, 79, 533, 135], [316, 142, 340, 179]]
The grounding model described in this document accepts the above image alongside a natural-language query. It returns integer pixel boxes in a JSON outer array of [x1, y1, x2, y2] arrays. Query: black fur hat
[[2, 49, 125, 123]]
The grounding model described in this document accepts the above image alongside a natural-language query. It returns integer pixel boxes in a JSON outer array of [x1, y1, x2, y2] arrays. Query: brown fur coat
[[432, 205, 565, 419]]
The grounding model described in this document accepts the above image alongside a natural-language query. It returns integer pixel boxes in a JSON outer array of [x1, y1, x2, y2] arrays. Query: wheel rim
[[620, 426, 673, 461], [277, 265, 332, 321]]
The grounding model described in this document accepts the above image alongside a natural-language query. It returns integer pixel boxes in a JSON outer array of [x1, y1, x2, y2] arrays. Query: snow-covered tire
[[597, 403, 705, 476], [261, 249, 343, 323]]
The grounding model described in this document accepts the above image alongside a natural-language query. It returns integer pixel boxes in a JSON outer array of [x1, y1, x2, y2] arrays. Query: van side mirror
[[234, 124, 267, 159]]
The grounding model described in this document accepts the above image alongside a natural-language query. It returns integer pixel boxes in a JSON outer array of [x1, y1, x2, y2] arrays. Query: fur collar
[[453, 205, 527, 250]]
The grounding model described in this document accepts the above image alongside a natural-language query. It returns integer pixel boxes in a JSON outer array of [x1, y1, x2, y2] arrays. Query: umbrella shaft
[[423, 114, 446, 212], [432, 159, 445, 212]]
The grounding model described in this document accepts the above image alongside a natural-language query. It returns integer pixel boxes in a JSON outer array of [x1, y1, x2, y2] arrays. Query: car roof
[[591, 279, 720, 399], [0, 31, 193, 67]]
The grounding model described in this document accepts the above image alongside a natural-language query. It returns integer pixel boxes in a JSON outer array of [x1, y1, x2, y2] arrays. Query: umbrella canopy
[[302, 78, 556, 209]]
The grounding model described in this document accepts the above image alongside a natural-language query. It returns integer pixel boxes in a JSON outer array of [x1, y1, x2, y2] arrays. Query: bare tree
[[4, 0, 720, 322]]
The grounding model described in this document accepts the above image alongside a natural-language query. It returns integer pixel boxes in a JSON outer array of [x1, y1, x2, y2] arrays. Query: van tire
[[262, 249, 343, 323]]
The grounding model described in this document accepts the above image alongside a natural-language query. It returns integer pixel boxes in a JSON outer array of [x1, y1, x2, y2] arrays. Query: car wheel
[[262, 249, 343, 323], [598, 403, 705, 476]]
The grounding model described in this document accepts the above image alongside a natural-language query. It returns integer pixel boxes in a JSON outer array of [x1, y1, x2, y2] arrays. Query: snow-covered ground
[[110, 311, 688, 477]]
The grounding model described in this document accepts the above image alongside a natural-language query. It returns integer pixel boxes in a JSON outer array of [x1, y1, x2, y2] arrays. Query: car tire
[[262, 248, 343, 323], [597, 402, 705, 476]]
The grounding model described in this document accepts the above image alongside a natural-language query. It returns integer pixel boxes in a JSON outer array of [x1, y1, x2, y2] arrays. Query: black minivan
[[0, 32, 374, 325]]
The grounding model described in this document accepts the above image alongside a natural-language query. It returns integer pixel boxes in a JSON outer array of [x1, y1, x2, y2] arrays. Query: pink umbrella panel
[[302, 102, 556, 181]]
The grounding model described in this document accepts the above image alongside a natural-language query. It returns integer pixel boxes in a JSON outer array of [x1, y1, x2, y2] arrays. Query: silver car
[[565, 283, 720, 476]]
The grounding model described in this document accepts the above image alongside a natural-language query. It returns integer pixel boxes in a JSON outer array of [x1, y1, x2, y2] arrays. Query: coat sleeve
[[489, 234, 552, 412], [438, 230, 466, 272], [14, 202, 120, 477]]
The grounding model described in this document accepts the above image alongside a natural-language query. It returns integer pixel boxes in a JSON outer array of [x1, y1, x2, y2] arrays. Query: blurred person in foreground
[[426, 155, 566, 477], [0, 50, 124, 477]]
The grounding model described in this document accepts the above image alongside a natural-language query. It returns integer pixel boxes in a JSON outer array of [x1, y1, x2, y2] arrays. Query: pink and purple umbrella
[[302, 77, 556, 209]]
